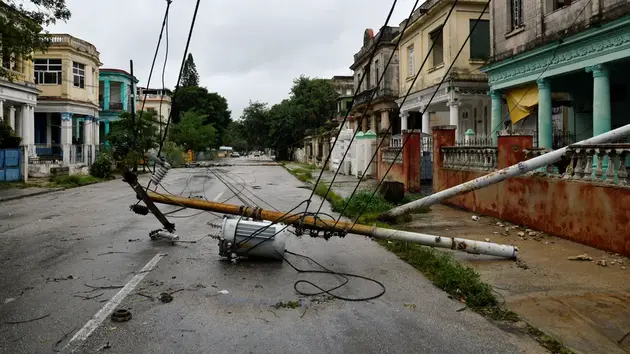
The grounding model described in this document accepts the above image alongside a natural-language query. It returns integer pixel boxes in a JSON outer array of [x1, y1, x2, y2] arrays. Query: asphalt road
[[0, 158, 543, 354]]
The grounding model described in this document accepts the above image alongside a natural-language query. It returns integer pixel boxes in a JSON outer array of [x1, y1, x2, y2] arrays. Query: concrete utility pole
[[383, 123, 630, 218], [147, 191, 517, 259]]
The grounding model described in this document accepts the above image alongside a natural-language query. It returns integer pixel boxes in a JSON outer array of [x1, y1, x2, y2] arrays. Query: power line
[[314, 0, 421, 216], [156, 0, 201, 157]]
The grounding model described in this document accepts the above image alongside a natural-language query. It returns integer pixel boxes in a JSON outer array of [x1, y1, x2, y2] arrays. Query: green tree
[[240, 101, 270, 150], [0, 1, 71, 78], [171, 86, 231, 143], [107, 110, 160, 170], [267, 99, 298, 160], [223, 121, 248, 152], [289, 75, 337, 129], [170, 110, 217, 152], [180, 53, 199, 87]]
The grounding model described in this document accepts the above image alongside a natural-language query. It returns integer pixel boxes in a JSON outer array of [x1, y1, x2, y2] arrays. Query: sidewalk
[[407, 205, 630, 354], [284, 163, 379, 199], [0, 186, 63, 202]]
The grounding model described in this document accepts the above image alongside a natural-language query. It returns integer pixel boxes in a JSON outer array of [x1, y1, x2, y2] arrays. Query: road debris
[[622, 266, 627, 270], [527, 231, 538, 237], [567, 254, 593, 261], [73, 292, 104, 300], [159, 292, 173, 303], [471, 215, 480, 221], [516, 259, 530, 270], [597, 260, 608, 267], [97, 342, 112, 351], [46, 275, 74, 283], [111, 309, 132, 322], [134, 292, 155, 301], [517, 231, 525, 237], [218, 289, 229, 294], [97, 251, 130, 256], [484, 238, 490, 242], [404, 303, 417, 309]]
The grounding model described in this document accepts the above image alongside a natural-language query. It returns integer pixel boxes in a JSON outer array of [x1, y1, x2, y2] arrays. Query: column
[[83, 116, 93, 164], [104, 120, 110, 146], [46, 113, 52, 145], [28, 105, 35, 157], [361, 116, 367, 133], [400, 111, 408, 132], [448, 100, 460, 132], [490, 90, 503, 145], [0, 99, 4, 123], [369, 115, 377, 133], [121, 82, 127, 111], [537, 78, 552, 149], [422, 109, 430, 135], [586, 64, 611, 138], [8, 106, 15, 131], [381, 110, 390, 131], [103, 79, 111, 111], [61, 112, 72, 165], [93, 118, 100, 148], [20, 106, 29, 149]]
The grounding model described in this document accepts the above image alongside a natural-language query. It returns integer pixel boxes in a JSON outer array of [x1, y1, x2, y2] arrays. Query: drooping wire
[[156, 0, 202, 157], [314, 0, 421, 216], [305, 0, 400, 206], [349, 0, 595, 223], [347, 0, 484, 229]]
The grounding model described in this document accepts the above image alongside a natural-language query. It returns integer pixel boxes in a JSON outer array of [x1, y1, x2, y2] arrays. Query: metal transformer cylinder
[[219, 217, 288, 260]]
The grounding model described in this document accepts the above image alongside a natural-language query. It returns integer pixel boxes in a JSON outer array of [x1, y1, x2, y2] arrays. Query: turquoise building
[[98, 68, 138, 143], [481, 0, 630, 148]]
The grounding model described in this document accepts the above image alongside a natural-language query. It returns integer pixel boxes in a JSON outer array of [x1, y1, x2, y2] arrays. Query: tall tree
[[223, 121, 248, 152], [180, 53, 199, 87], [170, 110, 217, 152], [107, 110, 160, 170], [240, 101, 270, 150], [171, 86, 231, 143], [0, 1, 71, 77]]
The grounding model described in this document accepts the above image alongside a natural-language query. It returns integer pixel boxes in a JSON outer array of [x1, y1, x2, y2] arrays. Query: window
[[470, 20, 490, 60], [73, 62, 85, 88], [346, 89, 352, 95], [429, 27, 444, 67], [553, 0, 572, 11], [375, 59, 380, 89], [511, 0, 523, 29], [34, 59, 62, 84], [407, 45, 415, 77]]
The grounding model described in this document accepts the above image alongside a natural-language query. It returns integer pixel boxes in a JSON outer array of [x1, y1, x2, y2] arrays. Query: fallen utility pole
[[383, 123, 630, 219], [147, 191, 517, 259]]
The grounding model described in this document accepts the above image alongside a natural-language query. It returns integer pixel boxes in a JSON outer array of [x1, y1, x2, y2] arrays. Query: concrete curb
[[0, 188, 65, 203]]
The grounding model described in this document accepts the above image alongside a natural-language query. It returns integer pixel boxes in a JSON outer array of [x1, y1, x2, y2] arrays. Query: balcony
[[49, 34, 99, 59], [354, 87, 398, 106]]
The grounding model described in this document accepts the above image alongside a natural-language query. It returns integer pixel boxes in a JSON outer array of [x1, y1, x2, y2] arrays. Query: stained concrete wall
[[433, 126, 630, 256]]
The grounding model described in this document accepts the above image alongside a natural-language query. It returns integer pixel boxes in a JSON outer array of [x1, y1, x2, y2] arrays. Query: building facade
[[396, 0, 491, 140], [331, 75, 354, 126], [482, 0, 630, 148], [0, 3, 39, 158], [349, 26, 400, 136], [32, 34, 101, 171], [136, 87, 172, 136], [99, 68, 138, 143]]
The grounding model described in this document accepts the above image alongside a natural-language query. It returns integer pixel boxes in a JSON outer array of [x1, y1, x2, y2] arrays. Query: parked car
[[253, 151, 260, 157], [230, 152, 240, 157]]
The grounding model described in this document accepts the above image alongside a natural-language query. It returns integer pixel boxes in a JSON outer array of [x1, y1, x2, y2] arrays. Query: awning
[[505, 84, 571, 125]]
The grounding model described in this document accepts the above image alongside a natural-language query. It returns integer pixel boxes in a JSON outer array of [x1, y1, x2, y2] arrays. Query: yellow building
[[136, 87, 172, 136], [0, 3, 39, 158], [396, 0, 491, 139], [33, 33, 102, 168]]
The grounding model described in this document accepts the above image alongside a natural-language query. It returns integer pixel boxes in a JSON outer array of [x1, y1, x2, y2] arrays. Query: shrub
[[163, 141, 186, 168], [90, 153, 114, 179]]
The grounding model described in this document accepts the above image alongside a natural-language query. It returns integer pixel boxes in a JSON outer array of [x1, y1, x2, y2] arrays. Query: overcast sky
[[49, 0, 416, 120]]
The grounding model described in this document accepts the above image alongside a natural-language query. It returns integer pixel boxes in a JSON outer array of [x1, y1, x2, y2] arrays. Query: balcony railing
[[354, 87, 398, 106], [382, 147, 402, 164], [140, 93, 171, 101], [391, 134, 402, 148], [49, 34, 99, 57], [524, 144, 630, 185], [441, 146, 498, 171], [109, 101, 123, 111]]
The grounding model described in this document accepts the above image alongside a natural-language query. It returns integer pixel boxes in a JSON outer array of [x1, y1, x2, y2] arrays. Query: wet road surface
[[0, 159, 543, 353]]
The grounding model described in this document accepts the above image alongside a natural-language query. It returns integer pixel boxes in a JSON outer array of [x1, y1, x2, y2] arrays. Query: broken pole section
[[146, 191, 517, 259], [383, 123, 630, 219]]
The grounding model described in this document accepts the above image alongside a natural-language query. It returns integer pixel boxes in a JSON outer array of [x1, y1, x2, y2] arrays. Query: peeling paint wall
[[433, 126, 630, 255]]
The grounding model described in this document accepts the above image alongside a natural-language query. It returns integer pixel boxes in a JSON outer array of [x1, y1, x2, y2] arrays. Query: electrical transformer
[[215, 217, 289, 260]]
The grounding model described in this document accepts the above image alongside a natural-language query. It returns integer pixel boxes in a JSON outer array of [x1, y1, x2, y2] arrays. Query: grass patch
[[290, 167, 313, 183], [0, 181, 28, 189], [379, 239, 574, 354], [46, 175, 103, 189]]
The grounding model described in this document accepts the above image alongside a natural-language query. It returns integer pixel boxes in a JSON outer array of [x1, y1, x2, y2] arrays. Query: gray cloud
[[50, 0, 416, 119]]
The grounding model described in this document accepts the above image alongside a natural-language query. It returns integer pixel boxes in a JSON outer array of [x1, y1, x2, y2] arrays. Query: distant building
[[331, 75, 354, 127], [98, 68, 138, 143], [32, 33, 102, 172], [136, 87, 172, 136], [349, 26, 400, 135]]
